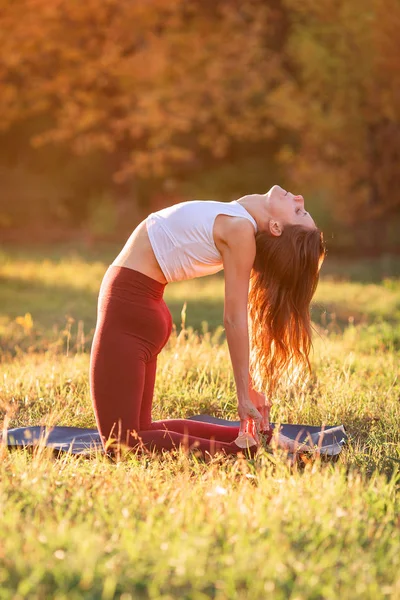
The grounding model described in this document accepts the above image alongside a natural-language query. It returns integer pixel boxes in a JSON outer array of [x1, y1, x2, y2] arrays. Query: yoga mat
[[2, 415, 347, 457], [190, 415, 347, 457]]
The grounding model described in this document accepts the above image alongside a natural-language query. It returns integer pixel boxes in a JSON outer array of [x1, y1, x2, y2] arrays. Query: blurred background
[[0, 0, 399, 256]]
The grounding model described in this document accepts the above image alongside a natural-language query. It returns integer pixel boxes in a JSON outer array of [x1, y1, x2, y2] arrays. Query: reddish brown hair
[[248, 225, 325, 398]]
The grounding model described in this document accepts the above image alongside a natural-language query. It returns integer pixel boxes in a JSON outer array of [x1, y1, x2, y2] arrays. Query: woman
[[89, 185, 325, 458]]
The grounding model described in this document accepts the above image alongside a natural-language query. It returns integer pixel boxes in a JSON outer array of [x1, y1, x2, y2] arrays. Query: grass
[[1, 245, 400, 351], [0, 245, 399, 599]]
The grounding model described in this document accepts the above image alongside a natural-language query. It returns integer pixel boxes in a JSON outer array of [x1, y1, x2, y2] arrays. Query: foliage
[[0, 0, 285, 181], [0, 0, 399, 234], [284, 0, 400, 220]]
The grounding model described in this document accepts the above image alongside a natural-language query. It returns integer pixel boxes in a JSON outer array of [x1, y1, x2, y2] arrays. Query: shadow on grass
[[1, 263, 399, 357], [322, 255, 400, 283], [0, 274, 226, 355], [1, 274, 362, 339]]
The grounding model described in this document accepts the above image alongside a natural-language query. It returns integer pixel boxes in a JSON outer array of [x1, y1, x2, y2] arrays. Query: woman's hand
[[248, 388, 272, 431], [237, 398, 263, 441]]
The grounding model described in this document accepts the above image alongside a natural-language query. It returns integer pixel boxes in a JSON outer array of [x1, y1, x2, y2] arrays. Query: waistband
[[99, 266, 167, 301]]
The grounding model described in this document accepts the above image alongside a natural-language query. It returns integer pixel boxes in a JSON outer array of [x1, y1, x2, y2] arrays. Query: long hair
[[248, 225, 326, 398]]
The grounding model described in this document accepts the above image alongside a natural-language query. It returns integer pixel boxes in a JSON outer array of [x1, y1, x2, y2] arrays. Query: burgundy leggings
[[89, 266, 249, 457]]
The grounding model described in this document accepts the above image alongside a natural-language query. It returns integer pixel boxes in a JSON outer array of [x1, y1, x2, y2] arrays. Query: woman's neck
[[235, 194, 269, 232]]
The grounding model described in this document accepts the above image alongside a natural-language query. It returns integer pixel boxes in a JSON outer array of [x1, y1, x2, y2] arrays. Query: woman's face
[[265, 185, 316, 230]]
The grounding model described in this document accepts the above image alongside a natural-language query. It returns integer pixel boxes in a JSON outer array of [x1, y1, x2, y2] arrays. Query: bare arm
[[218, 218, 262, 434]]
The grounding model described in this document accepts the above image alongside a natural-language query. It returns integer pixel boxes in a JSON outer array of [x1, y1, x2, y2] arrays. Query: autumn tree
[[1, 0, 399, 236], [283, 0, 400, 222], [0, 0, 290, 186]]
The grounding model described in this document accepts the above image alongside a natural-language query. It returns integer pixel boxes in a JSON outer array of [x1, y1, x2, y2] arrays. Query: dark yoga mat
[[2, 415, 347, 457], [190, 415, 347, 456]]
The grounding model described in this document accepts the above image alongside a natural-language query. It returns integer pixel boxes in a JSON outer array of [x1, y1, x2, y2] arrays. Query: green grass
[[0, 245, 399, 599], [1, 246, 400, 353]]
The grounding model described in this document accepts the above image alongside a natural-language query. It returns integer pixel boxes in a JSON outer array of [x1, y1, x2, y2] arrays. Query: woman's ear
[[269, 220, 282, 237]]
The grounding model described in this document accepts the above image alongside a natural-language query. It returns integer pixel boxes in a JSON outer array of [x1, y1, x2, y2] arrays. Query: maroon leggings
[[89, 266, 251, 458]]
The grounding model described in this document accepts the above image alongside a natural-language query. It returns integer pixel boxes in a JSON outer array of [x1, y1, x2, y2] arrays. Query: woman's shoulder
[[214, 214, 256, 260]]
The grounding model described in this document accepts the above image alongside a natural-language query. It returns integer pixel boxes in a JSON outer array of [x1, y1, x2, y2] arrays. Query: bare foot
[[272, 433, 312, 454]]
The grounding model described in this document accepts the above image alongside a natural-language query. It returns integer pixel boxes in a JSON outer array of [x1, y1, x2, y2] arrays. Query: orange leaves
[[0, 0, 288, 181], [2, 0, 397, 220]]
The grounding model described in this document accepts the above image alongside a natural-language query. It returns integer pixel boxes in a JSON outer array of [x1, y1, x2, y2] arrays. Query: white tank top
[[146, 200, 258, 282]]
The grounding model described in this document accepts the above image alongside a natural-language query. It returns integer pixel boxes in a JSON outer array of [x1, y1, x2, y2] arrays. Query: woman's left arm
[[218, 218, 263, 434]]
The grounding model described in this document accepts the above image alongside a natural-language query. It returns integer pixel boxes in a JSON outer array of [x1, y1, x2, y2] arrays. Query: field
[[0, 245, 399, 600]]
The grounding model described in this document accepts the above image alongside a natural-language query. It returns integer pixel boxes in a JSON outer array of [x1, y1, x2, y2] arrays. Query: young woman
[[89, 185, 325, 458]]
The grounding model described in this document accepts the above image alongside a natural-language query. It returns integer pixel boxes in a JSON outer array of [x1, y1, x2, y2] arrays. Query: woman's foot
[[273, 432, 312, 453]]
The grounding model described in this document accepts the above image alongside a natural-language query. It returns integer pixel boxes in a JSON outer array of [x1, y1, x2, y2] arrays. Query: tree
[[283, 0, 400, 222], [0, 0, 289, 184]]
